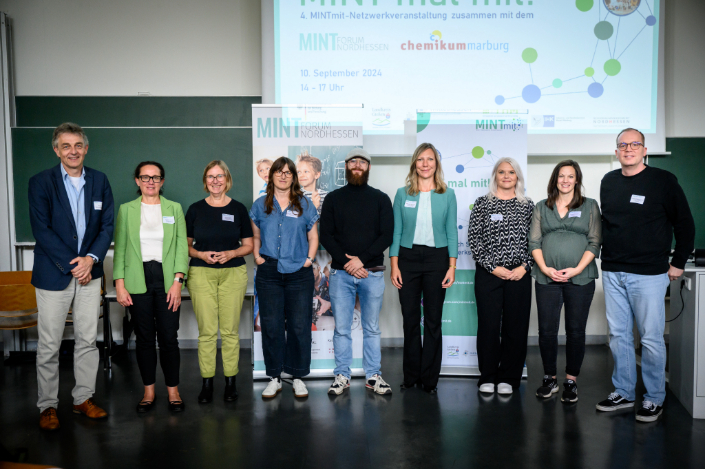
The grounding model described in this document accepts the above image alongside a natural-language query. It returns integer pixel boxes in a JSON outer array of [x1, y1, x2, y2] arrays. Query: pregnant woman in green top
[[529, 160, 602, 404]]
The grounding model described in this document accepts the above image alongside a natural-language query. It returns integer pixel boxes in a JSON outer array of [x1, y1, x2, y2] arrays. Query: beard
[[346, 167, 370, 186]]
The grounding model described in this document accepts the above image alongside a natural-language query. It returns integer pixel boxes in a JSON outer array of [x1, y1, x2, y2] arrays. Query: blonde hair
[[202, 160, 233, 193], [488, 157, 528, 204], [256, 158, 273, 170], [405, 143, 447, 196]]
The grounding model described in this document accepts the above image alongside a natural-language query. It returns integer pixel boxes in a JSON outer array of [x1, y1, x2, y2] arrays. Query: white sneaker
[[479, 383, 495, 393], [293, 379, 308, 398], [366, 374, 392, 395], [497, 383, 513, 395], [328, 374, 350, 395], [262, 377, 282, 399]]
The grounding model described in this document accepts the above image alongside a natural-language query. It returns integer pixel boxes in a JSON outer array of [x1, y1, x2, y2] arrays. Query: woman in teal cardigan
[[390, 142, 458, 393], [114, 161, 189, 413]]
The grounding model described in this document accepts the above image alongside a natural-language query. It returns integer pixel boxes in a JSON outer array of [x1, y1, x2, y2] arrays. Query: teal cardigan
[[389, 187, 458, 258]]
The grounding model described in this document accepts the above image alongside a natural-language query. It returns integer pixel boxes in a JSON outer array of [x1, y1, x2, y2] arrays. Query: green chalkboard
[[12, 96, 260, 242], [650, 137, 705, 249]]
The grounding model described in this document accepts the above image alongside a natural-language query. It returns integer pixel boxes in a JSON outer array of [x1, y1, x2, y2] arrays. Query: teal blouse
[[412, 191, 435, 247], [528, 198, 602, 285]]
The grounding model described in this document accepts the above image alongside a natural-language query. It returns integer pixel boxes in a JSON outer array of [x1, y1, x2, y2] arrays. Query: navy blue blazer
[[29, 164, 115, 291]]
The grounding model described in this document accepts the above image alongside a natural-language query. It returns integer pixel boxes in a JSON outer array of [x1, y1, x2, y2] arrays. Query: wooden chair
[[0, 271, 37, 331]]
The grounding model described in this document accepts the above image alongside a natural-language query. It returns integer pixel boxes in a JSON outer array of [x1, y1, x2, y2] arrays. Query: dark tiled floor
[[1, 346, 704, 469]]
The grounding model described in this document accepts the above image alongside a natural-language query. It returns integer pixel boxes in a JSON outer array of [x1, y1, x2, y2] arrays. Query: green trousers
[[188, 265, 248, 378]]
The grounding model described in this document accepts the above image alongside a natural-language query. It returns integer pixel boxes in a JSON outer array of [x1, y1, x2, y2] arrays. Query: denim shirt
[[250, 195, 319, 274], [60, 165, 98, 262]]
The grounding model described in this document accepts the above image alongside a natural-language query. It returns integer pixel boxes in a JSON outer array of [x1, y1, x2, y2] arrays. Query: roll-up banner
[[251, 104, 365, 379], [416, 110, 528, 377]]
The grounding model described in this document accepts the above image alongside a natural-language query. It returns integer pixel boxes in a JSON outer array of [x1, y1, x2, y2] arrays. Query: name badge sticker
[[569, 211, 581, 218], [222, 214, 235, 222], [404, 201, 417, 208], [286, 210, 299, 218], [490, 214, 504, 221], [93, 201, 102, 210], [162, 216, 175, 224], [630, 195, 645, 205]]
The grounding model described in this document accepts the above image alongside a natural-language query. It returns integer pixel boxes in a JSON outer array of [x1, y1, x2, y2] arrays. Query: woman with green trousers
[[390, 143, 458, 394], [186, 161, 253, 403], [114, 161, 189, 412]]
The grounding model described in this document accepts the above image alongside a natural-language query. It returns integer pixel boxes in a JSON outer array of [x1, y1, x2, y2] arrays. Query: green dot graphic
[[585, 67, 595, 77], [487, 150, 492, 155], [604, 59, 621, 76], [576, 0, 594, 12], [522, 48, 538, 64], [469, 204, 475, 211], [594, 21, 614, 40], [552, 79, 563, 88], [472, 146, 484, 159]]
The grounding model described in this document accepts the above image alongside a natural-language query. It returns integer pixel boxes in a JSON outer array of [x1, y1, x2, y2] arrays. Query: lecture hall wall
[[1, 0, 703, 348]]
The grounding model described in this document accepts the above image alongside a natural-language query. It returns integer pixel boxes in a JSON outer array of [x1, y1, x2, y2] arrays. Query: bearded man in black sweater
[[319, 148, 394, 396], [596, 128, 695, 422]]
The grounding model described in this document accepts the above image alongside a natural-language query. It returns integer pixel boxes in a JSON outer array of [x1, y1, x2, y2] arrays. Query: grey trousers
[[35, 277, 101, 412]]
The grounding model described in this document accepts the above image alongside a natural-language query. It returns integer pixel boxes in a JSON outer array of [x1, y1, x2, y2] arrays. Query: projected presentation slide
[[275, 0, 660, 135]]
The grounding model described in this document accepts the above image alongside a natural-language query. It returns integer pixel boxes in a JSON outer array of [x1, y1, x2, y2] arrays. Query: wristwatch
[[306, 256, 313, 263], [174, 277, 184, 284]]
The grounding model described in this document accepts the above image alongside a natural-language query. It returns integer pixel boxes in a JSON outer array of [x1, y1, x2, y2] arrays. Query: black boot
[[198, 377, 213, 403], [224, 376, 238, 401]]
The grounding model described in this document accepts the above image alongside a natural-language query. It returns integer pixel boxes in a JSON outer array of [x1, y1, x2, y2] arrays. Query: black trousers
[[398, 245, 449, 390], [535, 280, 595, 377], [130, 261, 181, 387], [474, 265, 532, 388]]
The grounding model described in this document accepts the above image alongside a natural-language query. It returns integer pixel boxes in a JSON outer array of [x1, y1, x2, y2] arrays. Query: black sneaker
[[535, 375, 559, 398], [561, 379, 578, 403], [596, 392, 635, 411], [636, 400, 663, 422]]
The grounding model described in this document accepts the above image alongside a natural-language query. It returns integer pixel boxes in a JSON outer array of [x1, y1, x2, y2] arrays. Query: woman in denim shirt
[[250, 157, 319, 399]]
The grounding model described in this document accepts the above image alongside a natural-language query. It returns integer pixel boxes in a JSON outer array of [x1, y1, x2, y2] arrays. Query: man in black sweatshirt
[[596, 128, 695, 422], [319, 148, 394, 396]]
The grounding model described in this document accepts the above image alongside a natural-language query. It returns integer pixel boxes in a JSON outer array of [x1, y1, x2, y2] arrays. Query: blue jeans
[[329, 269, 385, 379], [255, 255, 314, 377], [603, 271, 669, 405]]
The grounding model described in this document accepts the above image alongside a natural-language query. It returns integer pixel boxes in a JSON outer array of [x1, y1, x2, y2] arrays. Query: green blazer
[[389, 187, 458, 258], [113, 196, 189, 294]]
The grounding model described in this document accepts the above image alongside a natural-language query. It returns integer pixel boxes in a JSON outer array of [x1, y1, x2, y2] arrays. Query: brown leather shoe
[[39, 407, 60, 431], [72, 398, 108, 419]]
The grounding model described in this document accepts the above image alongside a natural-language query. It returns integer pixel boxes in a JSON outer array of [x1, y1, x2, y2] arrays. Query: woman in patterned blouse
[[468, 157, 534, 395]]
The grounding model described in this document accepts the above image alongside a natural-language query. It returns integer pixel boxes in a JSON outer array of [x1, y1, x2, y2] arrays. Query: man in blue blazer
[[28, 123, 114, 431]]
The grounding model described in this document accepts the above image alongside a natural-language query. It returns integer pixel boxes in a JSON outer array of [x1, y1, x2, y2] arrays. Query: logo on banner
[[447, 345, 460, 357], [476, 118, 524, 132], [372, 108, 391, 127]]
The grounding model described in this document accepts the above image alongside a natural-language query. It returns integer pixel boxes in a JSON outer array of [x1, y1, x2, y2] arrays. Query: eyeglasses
[[348, 158, 369, 167], [617, 142, 644, 151], [275, 170, 293, 178], [138, 175, 163, 183], [206, 174, 226, 181]]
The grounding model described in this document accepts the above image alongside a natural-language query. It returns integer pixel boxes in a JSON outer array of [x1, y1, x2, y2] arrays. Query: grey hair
[[52, 122, 89, 148], [488, 157, 528, 204]]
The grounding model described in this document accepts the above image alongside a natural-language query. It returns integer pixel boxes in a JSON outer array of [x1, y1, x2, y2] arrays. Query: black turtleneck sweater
[[319, 183, 394, 270]]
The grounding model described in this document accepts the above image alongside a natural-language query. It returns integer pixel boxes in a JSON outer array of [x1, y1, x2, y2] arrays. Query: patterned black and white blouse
[[468, 195, 535, 273]]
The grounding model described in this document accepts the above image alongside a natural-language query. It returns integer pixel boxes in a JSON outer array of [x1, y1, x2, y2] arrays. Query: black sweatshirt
[[600, 166, 695, 275], [319, 183, 394, 270]]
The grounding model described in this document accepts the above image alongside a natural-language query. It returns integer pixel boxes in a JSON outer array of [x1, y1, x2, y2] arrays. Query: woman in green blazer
[[390, 142, 458, 393], [114, 161, 189, 413]]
